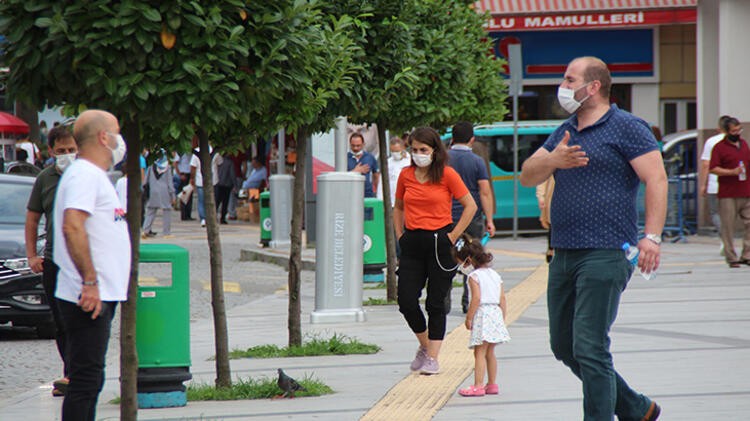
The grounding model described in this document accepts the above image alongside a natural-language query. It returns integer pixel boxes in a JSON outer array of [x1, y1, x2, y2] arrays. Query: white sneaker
[[200, 219, 206, 227]]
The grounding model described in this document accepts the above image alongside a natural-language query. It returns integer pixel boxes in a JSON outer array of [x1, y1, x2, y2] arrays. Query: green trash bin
[[363, 198, 386, 282], [137, 243, 192, 408], [259, 191, 271, 247]]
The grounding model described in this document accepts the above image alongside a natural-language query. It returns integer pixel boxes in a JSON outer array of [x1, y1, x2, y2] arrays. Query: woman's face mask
[[412, 153, 432, 168]]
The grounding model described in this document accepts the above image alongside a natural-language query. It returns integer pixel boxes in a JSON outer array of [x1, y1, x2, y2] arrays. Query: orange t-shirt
[[396, 166, 469, 230]]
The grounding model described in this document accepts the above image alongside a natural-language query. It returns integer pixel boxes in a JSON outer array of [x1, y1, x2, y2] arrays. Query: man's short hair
[[349, 133, 364, 144], [47, 125, 74, 148], [718, 115, 731, 130], [389, 136, 405, 146], [722, 116, 740, 133], [579, 57, 612, 98], [451, 121, 474, 144]]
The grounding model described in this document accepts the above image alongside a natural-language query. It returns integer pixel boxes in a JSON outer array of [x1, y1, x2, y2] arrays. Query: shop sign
[[487, 9, 696, 31]]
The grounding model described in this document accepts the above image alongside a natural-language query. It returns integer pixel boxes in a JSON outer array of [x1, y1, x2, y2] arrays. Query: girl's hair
[[409, 126, 447, 184], [453, 233, 493, 266]]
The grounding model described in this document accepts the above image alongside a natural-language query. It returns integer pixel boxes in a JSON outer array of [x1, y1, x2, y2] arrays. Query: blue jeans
[[197, 186, 205, 220], [548, 248, 652, 421], [58, 299, 117, 421]]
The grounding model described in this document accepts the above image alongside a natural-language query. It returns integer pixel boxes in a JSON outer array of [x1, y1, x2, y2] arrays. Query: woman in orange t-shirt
[[394, 127, 477, 375]]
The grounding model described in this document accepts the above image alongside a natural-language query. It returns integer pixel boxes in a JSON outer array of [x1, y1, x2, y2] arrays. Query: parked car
[[0, 173, 54, 338]]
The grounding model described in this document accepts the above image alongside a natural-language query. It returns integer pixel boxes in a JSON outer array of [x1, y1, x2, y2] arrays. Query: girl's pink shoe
[[484, 383, 499, 394], [458, 385, 486, 397]]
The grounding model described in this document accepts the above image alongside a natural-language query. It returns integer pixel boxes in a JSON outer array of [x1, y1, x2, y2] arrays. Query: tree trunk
[[197, 129, 232, 388], [14, 101, 39, 143], [376, 122, 398, 301], [120, 120, 141, 421], [288, 128, 308, 347]]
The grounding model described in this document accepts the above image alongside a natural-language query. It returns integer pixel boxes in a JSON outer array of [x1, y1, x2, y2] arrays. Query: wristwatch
[[644, 233, 662, 245]]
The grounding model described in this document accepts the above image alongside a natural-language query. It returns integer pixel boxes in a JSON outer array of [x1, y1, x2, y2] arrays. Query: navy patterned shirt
[[542, 104, 658, 249]]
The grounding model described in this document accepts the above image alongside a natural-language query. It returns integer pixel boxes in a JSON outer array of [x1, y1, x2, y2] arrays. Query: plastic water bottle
[[740, 161, 747, 181], [621, 242, 655, 281], [481, 232, 491, 246]]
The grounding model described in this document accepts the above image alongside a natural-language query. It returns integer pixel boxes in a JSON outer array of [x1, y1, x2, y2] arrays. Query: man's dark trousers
[[41, 259, 67, 377], [59, 300, 117, 421], [548, 248, 652, 420]]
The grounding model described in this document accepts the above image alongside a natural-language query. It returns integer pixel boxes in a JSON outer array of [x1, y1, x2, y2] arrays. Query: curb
[[239, 247, 316, 272]]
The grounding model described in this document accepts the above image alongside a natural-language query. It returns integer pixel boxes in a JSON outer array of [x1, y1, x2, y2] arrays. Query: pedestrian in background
[[535, 176, 555, 263], [520, 56, 666, 421], [386, 136, 411, 206], [448, 121, 496, 313], [177, 150, 194, 220], [142, 150, 176, 238], [348, 133, 379, 198], [393, 126, 477, 375], [709, 116, 750, 268], [700, 115, 731, 248], [453, 233, 510, 397], [53, 110, 131, 421], [214, 151, 235, 225], [25, 124, 78, 397]]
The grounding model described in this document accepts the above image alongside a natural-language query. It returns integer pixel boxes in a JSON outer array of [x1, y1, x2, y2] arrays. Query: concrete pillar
[[697, 0, 719, 130], [718, 0, 750, 122]]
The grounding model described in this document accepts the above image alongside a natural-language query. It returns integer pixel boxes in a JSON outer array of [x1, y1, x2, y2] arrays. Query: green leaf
[[34, 17, 54, 28], [141, 8, 161, 23]]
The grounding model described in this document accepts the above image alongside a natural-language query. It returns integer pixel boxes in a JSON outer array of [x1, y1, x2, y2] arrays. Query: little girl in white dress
[[453, 233, 510, 397]]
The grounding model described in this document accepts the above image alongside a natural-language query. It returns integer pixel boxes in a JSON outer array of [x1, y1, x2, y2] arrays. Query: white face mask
[[55, 153, 76, 172], [107, 133, 127, 166], [392, 150, 406, 161], [557, 83, 590, 114], [412, 153, 432, 168], [460, 262, 475, 276]]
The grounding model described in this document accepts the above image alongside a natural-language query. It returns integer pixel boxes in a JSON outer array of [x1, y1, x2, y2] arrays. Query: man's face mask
[[557, 82, 591, 114]]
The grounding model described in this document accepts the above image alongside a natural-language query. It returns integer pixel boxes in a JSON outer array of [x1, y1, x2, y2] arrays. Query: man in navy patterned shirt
[[520, 57, 667, 421]]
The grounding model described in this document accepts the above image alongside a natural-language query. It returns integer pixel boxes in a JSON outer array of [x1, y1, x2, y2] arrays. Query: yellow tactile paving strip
[[360, 263, 549, 421]]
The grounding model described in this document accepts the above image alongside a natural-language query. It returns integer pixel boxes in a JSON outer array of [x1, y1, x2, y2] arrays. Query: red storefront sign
[[486, 9, 696, 31]]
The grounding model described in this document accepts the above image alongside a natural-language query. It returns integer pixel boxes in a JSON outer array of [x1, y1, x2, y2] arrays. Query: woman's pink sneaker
[[484, 383, 499, 394], [458, 385, 486, 397]]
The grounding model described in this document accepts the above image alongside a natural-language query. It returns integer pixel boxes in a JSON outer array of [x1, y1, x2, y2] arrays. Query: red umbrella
[[0, 111, 30, 135]]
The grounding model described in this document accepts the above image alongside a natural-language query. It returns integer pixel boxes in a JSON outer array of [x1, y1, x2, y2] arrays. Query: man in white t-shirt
[[386, 136, 411, 207], [53, 109, 131, 421], [699, 115, 730, 232], [189, 142, 213, 227]]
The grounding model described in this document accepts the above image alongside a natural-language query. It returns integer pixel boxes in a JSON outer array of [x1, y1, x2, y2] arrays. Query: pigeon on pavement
[[276, 368, 306, 398]]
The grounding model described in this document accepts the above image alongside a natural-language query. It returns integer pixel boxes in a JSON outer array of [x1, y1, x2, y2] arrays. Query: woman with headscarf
[[142, 150, 176, 238]]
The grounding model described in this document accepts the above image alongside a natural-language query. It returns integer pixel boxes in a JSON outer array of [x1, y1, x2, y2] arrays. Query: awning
[[475, 0, 697, 15], [0, 112, 29, 135]]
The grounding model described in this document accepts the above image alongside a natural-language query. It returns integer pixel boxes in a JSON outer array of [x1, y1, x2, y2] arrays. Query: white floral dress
[[468, 267, 511, 348]]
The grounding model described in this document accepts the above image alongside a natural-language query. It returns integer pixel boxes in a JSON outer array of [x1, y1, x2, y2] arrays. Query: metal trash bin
[[259, 191, 271, 247], [363, 198, 386, 282], [137, 244, 192, 408]]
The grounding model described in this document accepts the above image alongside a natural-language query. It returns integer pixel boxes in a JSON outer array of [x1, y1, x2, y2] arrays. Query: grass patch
[[363, 297, 397, 306], [188, 375, 333, 400], [108, 374, 333, 403], [228, 333, 380, 359], [363, 282, 387, 289]]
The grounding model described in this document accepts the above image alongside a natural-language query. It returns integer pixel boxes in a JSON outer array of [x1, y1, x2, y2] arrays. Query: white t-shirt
[[468, 267, 502, 304], [18, 141, 39, 165], [190, 153, 203, 187], [701, 133, 725, 194], [115, 176, 128, 209], [53, 159, 131, 303], [387, 153, 411, 205]]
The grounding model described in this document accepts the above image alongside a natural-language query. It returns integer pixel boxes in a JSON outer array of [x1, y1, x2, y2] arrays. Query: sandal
[[458, 385, 486, 397], [484, 383, 499, 394], [728, 261, 742, 268]]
